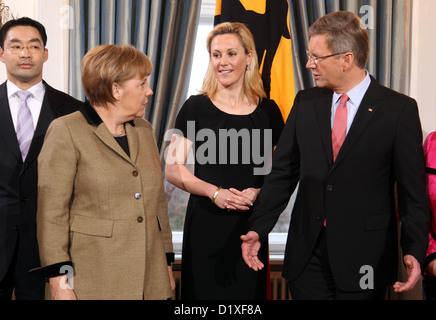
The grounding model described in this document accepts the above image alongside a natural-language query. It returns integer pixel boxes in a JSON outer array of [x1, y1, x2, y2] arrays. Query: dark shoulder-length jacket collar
[[79, 99, 135, 127]]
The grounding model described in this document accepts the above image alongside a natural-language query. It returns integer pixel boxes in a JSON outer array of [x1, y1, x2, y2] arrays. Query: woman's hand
[[49, 275, 77, 300], [168, 266, 176, 291], [237, 188, 260, 204], [227, 188, 260, 210], [211, 187, 252, 211], [211, 187, 260, 212]]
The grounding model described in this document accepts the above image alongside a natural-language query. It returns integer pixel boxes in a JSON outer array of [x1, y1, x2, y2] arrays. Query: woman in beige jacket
[[35, 45, 174, 300]]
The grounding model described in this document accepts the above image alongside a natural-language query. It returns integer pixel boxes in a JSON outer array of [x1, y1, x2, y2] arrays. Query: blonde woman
[[165, 22, 284, 299]]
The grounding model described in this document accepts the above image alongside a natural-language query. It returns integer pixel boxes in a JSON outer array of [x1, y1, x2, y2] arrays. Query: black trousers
[[0, 239, 45, 300], [288, 227, 387, 300], [423, 275, 436, 300]]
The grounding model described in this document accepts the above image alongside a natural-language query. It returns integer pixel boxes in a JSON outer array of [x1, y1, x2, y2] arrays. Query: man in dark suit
[[241, 11, 429, 299], [0, 17, 81, 299]]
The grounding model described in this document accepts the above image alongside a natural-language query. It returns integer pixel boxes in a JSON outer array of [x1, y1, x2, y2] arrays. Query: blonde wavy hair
[[200, 22, 266, 104]]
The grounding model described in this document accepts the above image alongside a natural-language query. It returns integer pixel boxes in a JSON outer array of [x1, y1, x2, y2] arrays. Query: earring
[[246, 65, 251, 71]]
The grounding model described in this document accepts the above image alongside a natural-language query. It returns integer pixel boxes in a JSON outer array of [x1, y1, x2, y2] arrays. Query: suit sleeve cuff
[[425, 253, 436, 268], [29, 261, 73, 278], [167, 252, 175, 266], [30, 254, 174, 275]]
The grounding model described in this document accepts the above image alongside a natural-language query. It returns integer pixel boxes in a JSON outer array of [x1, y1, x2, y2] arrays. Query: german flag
[[215, 0, 295, 121]]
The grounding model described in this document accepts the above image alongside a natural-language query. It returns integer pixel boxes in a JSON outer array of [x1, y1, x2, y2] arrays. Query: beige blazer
[[36, 106, 173, 300]]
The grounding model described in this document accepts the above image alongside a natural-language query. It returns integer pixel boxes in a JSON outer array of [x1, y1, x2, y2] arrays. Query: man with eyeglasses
[[0, 17, 82, 300], [241, 11, 428, 300]]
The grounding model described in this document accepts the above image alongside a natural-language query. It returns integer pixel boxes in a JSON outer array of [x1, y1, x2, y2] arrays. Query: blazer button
[[326, 185, 333, 191], [134, 193, 142, 200], [137, 216, 144, 223], [316, 216, 323, 221], [132, 170, 139, 177]]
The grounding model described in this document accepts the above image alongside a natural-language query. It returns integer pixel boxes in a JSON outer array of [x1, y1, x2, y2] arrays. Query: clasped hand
[[213, 187, 259, 212]]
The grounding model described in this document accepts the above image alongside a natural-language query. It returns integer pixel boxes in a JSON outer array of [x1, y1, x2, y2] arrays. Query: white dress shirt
[[331, 71, 372, 134], [7, 80, 46, 133]]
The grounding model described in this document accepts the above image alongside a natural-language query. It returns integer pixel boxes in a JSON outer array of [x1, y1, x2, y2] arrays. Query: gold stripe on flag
[[215, 0, 295, 121]]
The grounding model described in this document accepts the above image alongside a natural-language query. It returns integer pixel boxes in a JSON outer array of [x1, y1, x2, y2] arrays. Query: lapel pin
[[368, 108, 373, 112]]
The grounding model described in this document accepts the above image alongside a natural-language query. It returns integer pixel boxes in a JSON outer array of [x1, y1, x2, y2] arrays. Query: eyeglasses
[[6, 45, 44, 54], [306, 49, 347, 65]]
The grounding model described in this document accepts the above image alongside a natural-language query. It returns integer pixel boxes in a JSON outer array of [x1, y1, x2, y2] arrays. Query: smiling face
[[0, 25, 48, 89], [116, 75, 153, 119], [210, 33, 252, 90]]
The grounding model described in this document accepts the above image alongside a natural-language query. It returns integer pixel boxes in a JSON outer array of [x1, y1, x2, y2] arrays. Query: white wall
[[0, 0, 68, 92], [411, 0, 436, 138]]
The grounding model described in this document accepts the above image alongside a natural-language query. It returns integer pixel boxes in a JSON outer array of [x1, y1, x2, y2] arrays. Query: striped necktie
[[331, 94, 349, 161], [16, 90, 34, 160]]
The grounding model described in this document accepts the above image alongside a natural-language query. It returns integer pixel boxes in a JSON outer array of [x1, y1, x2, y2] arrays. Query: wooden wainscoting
[[171, 259, 291, 300], [269, 260, 292, 300], [172, 260, 182, 300], [171, 257, 422, 300]]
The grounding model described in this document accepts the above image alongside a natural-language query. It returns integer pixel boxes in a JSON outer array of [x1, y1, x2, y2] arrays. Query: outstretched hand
[[241, 231, 264, 271], [393, 255, 421, 293]]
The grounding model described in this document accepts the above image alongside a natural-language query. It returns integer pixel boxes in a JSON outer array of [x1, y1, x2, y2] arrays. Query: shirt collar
[[7, 80, 45, 103], [333, 71, 371, 107]]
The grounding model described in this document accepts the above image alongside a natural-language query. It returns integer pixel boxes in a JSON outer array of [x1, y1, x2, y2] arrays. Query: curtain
[[289, 0, 412, 95], [215, 0, 296, 121], [68, 0, 201, 154]]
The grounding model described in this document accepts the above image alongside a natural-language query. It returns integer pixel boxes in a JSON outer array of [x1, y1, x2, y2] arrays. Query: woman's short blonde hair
[[81, 44, 153, 107], [201, 22, 266, 104]]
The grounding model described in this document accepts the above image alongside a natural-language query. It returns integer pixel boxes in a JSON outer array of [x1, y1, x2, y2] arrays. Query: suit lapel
[[126, 122, 139, 164], [93, 124, 133, 164], [80, 101, 137, 165], [0, 82, 22, 162], [331, 78, 383, 168], [24, 84, 55, 167], [314, 89, 335, 166]]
